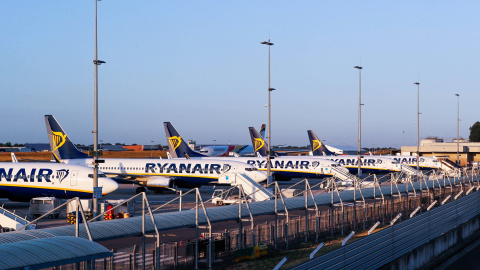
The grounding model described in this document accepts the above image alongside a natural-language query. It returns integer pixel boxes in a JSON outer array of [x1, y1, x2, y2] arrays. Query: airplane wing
[[103, 172, 174, 187], [272, 149, 310, 156]]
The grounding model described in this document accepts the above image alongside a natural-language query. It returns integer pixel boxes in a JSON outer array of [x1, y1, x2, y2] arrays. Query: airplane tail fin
[[249, 127, 277, 157], [163, 122, 207, 158], [259, 124, 266, 139], [307, 130, 335, 156], [45, 115, 89, 161]]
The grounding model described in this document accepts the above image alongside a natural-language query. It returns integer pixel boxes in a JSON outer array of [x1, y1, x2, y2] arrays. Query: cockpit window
[[392, 161, 400, 164], [245, 168, 258, 171], [433, 159, 438, 162]]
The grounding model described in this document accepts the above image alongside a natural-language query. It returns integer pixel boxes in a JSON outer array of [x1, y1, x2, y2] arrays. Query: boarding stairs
[[401, 164, 422, 176], [437, 157, 461, 176], [218, 173, 273, 202], [0, 206, 35, 231], [331, 167, 356, 184]]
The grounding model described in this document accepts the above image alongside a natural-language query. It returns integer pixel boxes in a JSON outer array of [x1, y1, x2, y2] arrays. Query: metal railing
[[292, 171, 480, 269], [0, 205, 32, 230]]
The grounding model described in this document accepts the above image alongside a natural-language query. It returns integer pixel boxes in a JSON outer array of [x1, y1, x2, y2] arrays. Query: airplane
[[197, 124, 266, 157], [0, 162, 118, 202], [249, 127, 403, 175], [164, 122, 351, 181], [198, 144, 253, 157], [307, 130, 442, 171], [45, 115, 267, 193]]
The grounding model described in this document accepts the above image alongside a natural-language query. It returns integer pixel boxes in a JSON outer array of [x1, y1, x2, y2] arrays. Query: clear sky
[[1, 1, 479, 148]]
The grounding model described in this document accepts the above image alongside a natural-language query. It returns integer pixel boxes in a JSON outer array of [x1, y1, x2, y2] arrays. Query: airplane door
[[70, 170, 78, 186]]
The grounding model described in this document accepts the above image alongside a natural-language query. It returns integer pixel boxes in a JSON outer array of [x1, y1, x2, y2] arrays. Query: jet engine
[[146, 177, 172, 189]]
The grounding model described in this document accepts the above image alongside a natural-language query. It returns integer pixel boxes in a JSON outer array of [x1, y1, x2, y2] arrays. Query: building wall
[[422, 153, 468, 166], [123, 145, 143, 151], [402, 142, 480, 166]]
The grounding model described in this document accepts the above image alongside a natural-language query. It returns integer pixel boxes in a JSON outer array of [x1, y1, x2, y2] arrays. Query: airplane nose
[[99, 177, 119, 195], [257, 172, 268, 182]]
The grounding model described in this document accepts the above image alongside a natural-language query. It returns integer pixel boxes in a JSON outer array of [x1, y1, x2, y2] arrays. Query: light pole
[[261, 39, 274, 185], [354, 66, 363, 177], [353, 65, 362, 231], [93, 0, 106, 217], [456, 93, 460, 165], [414, 82, 420, 170]]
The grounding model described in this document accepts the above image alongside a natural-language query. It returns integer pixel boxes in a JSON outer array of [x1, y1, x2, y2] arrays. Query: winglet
[[11, 153, 17, 163]]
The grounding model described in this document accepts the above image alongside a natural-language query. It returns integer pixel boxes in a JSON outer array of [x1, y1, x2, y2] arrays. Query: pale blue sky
[[1, 1, 479, 148]]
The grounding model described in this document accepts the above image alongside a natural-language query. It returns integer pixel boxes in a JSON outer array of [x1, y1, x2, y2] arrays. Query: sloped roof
[[0, 236, 112, 270]]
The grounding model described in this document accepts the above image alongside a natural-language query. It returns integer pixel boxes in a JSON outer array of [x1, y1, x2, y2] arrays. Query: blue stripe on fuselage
[[0, 185, 91, 200], [343, 167, 395, 174], [263, 170, 329, 179]]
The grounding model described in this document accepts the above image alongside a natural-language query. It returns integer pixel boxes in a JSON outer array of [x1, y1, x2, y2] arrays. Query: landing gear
[[136, 186, 146, 194]]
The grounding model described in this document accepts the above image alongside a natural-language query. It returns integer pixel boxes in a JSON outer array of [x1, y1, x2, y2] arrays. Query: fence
[[42, 171, 480, 269], [293, 182, 480, 269]]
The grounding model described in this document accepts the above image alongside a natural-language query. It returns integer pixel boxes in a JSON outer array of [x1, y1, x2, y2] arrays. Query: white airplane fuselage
[[282, 155, 402, 174], [388, 155, 441, 170], [0, 163, 118, 201], [166, 156, 347, 180], [57, 158, 267, 188]]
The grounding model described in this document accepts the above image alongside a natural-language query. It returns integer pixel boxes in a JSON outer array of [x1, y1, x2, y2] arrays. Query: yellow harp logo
[[51, 131, 67, 161], [168, 136, 182, 150], [312, 139, 322, 152], [253, 138, 265, 152]]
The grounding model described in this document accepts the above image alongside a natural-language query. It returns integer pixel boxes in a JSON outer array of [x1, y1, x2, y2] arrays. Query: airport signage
[[93, 187, 103, 198]]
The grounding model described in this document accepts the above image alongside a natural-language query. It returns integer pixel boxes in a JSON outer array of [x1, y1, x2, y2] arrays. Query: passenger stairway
[[0, 206, 35, 231], [331, 167, 356, 183], [218, 173, 274, 202], [401, 164, 421, 176], [439, 158, 461, 172], [440, 159, 461, 177]]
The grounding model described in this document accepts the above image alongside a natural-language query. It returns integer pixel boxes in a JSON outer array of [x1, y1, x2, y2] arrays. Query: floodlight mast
[[455, 93, 460, 165], [353, 65, 363, 231], [93, 0, 106, 217], [261, 39, 274, 185], [414, 82, 420, 170]]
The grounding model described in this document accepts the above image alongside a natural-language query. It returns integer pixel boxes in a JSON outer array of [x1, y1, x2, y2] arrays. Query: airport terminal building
[[401, 137, 480, 167]]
